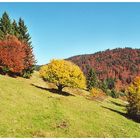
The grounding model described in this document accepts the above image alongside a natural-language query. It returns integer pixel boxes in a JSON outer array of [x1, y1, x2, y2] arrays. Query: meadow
[[0, 72, 139, 138]]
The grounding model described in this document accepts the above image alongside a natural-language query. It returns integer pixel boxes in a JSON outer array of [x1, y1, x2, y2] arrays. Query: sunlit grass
[[0, 73, 139, 137]]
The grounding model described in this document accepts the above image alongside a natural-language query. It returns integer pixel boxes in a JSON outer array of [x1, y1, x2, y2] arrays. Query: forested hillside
[[67, 48, 140, 90]]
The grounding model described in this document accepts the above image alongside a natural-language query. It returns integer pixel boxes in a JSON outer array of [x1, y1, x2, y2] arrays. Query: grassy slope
[[0, 73, 140, 137]]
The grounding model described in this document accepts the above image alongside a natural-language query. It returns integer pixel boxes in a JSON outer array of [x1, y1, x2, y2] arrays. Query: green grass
[[0, 72, 140, 137]]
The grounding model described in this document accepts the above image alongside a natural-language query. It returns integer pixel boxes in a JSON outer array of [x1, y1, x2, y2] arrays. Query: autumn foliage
[[90, 88, 106, 100], [68, 48, 140, 90], [39, 59, 86, 92], [0, 35, 34, 75], [0, 12, 35, 77], [127, 76, 140, 122]]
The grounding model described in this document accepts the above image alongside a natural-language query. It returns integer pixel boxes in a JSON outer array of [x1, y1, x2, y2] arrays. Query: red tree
[[0, 35, 34, 75]]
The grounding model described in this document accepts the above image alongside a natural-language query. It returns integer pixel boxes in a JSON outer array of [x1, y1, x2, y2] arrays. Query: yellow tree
[[127, 76, 140, 121], [39, 59, 86, 92]]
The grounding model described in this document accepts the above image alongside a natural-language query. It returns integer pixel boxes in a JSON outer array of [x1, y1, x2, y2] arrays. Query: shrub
[[39, 59, 86, 92], [104, 78, 116, 90], [119, 91, 126, 97], [89, 87, 106, 100], [109, 89, 119, 98], [127, 76, 140, 122], [22, 66, 35, 78], [1, 66, 9, 74], [22, 70, 32, 78], [100, 78, 116, 93]]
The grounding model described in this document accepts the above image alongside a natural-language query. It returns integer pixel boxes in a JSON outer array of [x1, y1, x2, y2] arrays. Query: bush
[[89, 88, 106, 100], [110, 89, 119, 98], [102, 87, 119, 98], [127, 76, 140, 122], [39, 59, 86, 92], [22, 66, 35, 78], [119, 91, 126, 97], [100, 78, 116, 96], [100, 80, 108, 93], [1, 66, 9, 75], [22, 71, 32, 78]]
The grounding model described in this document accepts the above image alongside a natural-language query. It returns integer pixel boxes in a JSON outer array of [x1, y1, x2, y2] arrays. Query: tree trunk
[[57, 85, 63, 92]]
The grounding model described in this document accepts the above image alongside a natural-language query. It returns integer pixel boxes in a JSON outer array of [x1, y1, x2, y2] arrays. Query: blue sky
[[0, 2, 140, 64]]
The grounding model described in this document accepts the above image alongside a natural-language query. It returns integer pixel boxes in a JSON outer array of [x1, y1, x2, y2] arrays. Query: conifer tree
[[0, 29, 4, 40], [12, 20, 19, 37], [18, 18, 31, 45], [87, 68, 99, 90], [18, 18, 35, 78], [0, 12, 12, 36]]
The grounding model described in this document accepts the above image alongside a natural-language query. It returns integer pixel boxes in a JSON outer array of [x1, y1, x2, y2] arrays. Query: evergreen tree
[[105, 78, 116, 90], [0, 12, 12, 36], [101, 80, 108, 93], [0, 29, 4, 40], [18, 18, 35, 78], [12, 20, 19, 37], [18, 18, 31, 45], [87, 68, 99, 90]]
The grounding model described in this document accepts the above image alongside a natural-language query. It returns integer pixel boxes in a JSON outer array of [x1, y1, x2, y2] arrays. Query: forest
[[68, 48, 140, 90]]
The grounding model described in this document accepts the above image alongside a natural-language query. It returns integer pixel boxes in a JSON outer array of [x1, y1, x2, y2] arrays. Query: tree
[[0, 29, 4, 40], [0, 35, 27, 74], [0, 12, 35, 77], [105, 78, 116, 90], [22, 45, 35, 78], [127, 76, 140, 122], [12, 20, 19, 37], [39, 59, 86, 92], [0, 12, 12, 36], [100, 78, 118, 98], [87, 68, 99, 90], [101, 80, 108, 93], [18, 18, 31, 45], [18, 18, 35, 78], [0, 35, 35, 76]]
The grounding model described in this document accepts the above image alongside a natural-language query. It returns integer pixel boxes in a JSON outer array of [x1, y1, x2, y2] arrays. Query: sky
[[0, 2, 140, 64]]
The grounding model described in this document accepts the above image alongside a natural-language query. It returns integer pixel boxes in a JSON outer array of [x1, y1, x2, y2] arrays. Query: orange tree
[[39, 59, 86, 92], [0, 35, 35, 75]]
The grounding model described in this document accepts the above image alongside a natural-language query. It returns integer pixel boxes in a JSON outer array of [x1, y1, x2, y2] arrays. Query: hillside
[[67, 48, 140, 89], [0, 72, 139, 137]]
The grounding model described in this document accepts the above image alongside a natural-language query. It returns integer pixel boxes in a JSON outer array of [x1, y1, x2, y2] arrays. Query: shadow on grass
[[110, 100, 126, 107], [102, 106, 140, 123], [102, 106, 127, 117], [31, 84, 75, 97]]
